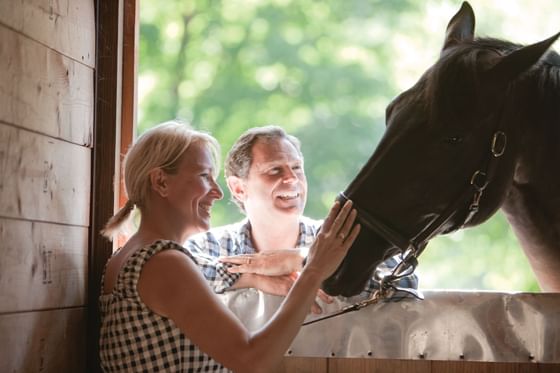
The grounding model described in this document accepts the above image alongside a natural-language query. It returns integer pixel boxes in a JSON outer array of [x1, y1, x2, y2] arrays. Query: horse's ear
[[485, 32, 560, 85], [442, 2, 475, 52]]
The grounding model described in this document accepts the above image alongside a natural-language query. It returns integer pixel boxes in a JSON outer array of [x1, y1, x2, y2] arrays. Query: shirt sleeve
[[185, 235, 241, 294]]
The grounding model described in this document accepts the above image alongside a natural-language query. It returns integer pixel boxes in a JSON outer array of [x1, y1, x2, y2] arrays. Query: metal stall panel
[[220, 290, 560, 363]]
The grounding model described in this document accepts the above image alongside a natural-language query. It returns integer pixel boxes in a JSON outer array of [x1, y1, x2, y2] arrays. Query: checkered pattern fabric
[[185, 217, 418, 298], [99, 240, 231, 372]]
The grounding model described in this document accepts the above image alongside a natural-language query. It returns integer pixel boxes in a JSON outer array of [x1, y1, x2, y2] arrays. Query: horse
[[322, 2, 560, 297]]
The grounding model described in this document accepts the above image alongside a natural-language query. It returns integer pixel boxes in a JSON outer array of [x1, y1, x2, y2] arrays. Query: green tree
[[139, 0, 545, 291]]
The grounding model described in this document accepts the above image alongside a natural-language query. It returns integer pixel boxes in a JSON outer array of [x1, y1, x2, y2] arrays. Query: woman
[[99, 121, 360, 372]]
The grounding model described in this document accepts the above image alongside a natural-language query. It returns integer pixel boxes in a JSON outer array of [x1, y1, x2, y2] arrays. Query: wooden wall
[[0, 0, 95, 371]]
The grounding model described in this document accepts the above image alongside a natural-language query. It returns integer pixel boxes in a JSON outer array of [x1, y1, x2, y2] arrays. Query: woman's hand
[[220, 249, 303, 276], [304, 200, 360, 281]]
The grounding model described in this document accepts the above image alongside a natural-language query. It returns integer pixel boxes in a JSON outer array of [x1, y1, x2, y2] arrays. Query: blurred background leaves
[[138, 0, 559, 291]]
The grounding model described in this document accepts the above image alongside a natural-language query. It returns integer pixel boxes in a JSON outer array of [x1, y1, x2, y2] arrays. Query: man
[[186, 126, 417, 313]]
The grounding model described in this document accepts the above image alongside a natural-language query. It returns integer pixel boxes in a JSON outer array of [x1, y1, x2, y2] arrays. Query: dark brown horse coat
[[323, 2, 560, 296]]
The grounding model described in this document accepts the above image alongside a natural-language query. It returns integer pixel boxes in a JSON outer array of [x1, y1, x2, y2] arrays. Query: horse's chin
[[321, 269, 372, 297], [322, 228, 393, 296]]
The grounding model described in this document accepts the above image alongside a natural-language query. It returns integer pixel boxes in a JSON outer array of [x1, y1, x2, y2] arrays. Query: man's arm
[[220, 248, 333, 313], [219, 249, 304, 276]]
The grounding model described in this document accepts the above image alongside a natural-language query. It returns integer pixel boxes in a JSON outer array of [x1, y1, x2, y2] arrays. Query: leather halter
[[303, 128, 507, 327], [341, 129, 507, 286]]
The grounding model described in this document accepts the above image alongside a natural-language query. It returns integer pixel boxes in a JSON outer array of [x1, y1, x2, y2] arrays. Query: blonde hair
[[101, 120, 220, 240]]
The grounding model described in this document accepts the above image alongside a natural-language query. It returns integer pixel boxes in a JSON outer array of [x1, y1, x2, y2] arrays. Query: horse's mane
[[425, 37, 560, 138]]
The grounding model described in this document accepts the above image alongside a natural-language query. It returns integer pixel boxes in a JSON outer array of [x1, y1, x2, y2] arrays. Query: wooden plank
[[0, 25, 94, 146], [537, 363, 560, 373], [0, 218, 88, 313], [0, 0, 95, 67], [0, 307, 86, 372], [328, 358, 431, 373], [0, 125, 91, 225], [431, 360, 560, 373], [0, 0, 24, 32], [281, 359, 560, 372], [274, 357, 327, 373]]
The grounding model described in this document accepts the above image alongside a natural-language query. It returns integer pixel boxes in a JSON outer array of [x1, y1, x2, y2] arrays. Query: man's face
[[235, 137, 307, 224]]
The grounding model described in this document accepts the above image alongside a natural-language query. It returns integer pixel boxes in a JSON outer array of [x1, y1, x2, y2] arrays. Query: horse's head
[[322, 2, 560, 297]]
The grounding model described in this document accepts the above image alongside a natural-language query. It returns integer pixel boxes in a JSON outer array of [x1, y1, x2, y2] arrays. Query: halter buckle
[[470, 170, 488, 191], [390, 285, 425, 300], [469, 191, 482, 211], [491, 131, 507, 157]]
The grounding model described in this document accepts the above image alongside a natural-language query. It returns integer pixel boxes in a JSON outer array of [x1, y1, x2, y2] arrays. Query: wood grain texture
[[0, 0, 95, 67], [0, 218, 88, 313], [0, 0, 24, 31], [0, 125, 91, 225], [431, 360, 560, 373], [0, 308, 86, 372], [270, 358, 560, 373], [328, 358, 431, 373], [274, 357, 327, 373], [0, 25, 94, 145]]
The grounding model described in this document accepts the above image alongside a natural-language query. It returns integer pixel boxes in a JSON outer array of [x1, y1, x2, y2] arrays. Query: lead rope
[[302, 252, 424, 326], [302, 288, 385, 326]]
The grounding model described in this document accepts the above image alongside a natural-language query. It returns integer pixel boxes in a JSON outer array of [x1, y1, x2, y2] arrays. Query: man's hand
[[233, 272, 333, 314], [219, 249, 305, 276]]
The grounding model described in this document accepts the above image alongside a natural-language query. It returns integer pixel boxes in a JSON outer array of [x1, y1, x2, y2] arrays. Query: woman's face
[[165, 141, 223, 236]]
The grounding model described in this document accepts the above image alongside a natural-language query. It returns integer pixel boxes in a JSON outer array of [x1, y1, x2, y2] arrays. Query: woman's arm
[[138, 200, 359, 373]]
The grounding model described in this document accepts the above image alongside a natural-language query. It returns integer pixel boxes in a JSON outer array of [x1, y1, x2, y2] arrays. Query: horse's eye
[[444, 136, 463, 144]]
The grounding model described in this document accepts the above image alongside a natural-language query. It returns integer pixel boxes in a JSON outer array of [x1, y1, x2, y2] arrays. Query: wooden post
[[88, 0, 123, 372]]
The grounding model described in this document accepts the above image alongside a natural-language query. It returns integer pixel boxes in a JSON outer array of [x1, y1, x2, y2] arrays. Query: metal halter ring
[[491, 131, 507, 157]]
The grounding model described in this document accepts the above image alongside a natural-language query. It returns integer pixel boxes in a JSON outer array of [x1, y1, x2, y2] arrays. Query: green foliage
[[138, 0, 543, 291]]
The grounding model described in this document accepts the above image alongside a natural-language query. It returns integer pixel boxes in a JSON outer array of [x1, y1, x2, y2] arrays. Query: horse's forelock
[[426, 45, 484, 125]]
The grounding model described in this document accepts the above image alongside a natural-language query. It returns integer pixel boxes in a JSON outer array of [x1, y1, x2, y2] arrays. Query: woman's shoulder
[[112, 239, 191, 277], [134, 239, 192, 259], [142, 240, 198, 269]]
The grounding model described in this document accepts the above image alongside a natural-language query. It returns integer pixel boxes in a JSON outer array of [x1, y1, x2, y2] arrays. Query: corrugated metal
[[219, 290, 560, 363]]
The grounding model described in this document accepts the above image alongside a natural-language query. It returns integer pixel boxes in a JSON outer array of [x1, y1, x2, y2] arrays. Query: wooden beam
[[88, 0, 123, 372]]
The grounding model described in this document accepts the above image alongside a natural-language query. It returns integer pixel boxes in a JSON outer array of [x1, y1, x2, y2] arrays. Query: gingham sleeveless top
[[99, 240, 231, 372]]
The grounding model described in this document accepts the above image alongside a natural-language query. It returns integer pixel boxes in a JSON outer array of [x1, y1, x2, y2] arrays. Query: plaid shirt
[[186, 217, 418, 298]]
